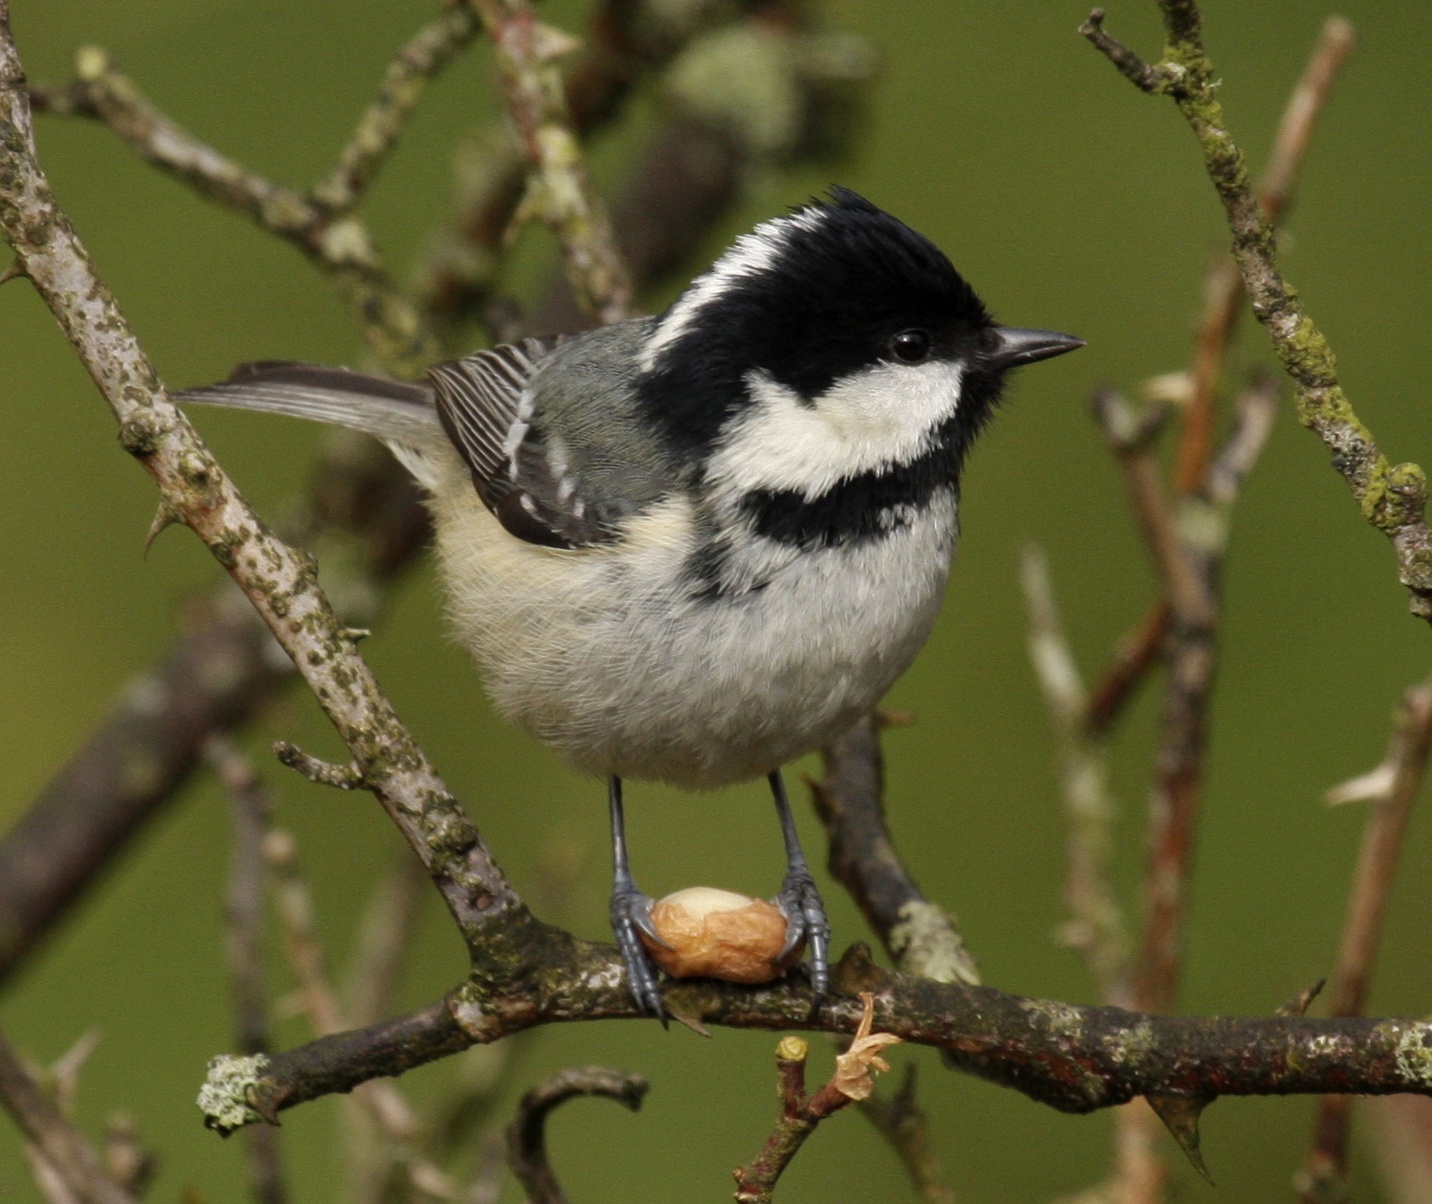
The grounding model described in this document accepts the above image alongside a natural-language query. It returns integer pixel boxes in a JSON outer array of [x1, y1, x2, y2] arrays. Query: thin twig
[[29, 48, 437, 375], [312, 6, 483, 213], [1082, 17, 1354, 741], [1137, 376, 1278, 1019], [206, 737, 288, 1204], [1021, 547, 1133, 1009], [1086, 2, 1432, 623], [506, 1067, 648, 1204], [1107, 377, 1277, 1203], [733, 996, 899, 1203], [1297, 675, 1432, 1202], [469, 0, 634, 326], [1084, 598, 1169, 737], [0, 1028, 133, 1204]]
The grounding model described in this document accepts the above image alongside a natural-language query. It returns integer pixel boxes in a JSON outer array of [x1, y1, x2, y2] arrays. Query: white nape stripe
[[639, 212, 813, 373], [705, 361, 965, 500]]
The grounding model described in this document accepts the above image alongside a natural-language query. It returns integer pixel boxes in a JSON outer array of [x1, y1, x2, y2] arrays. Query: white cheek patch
[[706, 361, 965, 499]]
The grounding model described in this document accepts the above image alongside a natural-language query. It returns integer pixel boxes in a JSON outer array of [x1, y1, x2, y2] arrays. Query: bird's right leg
[[608, 775, 667, 1021]]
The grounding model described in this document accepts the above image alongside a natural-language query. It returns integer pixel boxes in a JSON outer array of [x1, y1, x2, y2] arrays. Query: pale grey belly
[[434, 485, 958, 789]]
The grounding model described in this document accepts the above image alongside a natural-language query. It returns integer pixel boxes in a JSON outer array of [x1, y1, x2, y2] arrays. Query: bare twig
[[1021, 547, 1132, 1008], [1081, 17, 1354, 746], [1092, 390, 1213, 628], [506, 1067, 648, 1204], [1084, 597, 1169, 737], [470, 0, 634, 326], [31, 4, 492, 377], [812, 716, 979, 985], [857, 1065, 957, 1204], [1085, 3, 1432, 624], [733, 995, 900, 1203], [272, 741, 366, 791], [0, 1028, 133, 1204], [1297, 675, 1432, 1201], [207, 736, 288, 1204], [1137, 377, 1278, 1020], [312, 6, 483, 213]]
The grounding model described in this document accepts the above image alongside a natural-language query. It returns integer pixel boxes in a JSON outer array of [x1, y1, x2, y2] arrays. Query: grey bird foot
[[610, 884, 668, 1022], [774, 867, 830, 1002]]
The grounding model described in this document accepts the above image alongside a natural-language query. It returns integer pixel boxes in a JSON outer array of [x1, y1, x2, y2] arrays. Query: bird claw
[[774, 867, 830, 1002], [610, 884, 667, 1023]]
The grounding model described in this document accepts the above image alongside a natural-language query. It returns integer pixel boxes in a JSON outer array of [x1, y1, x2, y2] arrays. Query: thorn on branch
[[1145, 1093, 1216, 1185], [506, 1067, 649, 1204], [1277, 979, 1325, 1018], [273, 741, 366, 791], [142, 502, 184, 556]]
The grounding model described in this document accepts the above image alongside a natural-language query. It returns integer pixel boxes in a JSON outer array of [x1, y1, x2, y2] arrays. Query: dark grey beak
[[984, 326, 1085, 371]]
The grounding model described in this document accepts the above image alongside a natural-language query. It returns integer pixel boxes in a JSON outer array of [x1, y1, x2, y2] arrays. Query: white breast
[[428, 454, 958, 789]]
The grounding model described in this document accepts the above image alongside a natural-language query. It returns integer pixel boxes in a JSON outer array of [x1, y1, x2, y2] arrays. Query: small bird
[[180, 188, 1082, 1017]]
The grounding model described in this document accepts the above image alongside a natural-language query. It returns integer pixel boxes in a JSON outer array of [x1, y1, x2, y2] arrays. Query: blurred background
[[1, 0, 1430, 1199]]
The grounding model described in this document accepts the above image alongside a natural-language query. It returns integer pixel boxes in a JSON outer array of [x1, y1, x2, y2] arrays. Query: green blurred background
[[2, 1, 1430, 1199]]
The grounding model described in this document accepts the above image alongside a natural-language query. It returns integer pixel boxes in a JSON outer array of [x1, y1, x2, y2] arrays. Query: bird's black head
[[639, 188, 1080, 461]]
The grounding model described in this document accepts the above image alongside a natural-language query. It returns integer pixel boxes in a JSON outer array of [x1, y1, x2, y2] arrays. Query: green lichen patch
[[196, 1052, 269, 1134]]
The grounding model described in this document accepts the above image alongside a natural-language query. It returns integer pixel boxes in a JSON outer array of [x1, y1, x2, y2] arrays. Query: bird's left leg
[[607, 775, 668, 1021], [769, 769, 830, 1000]]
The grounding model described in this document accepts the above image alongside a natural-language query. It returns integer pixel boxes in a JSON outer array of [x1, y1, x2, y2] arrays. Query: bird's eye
[[888, 329, 932, 364]]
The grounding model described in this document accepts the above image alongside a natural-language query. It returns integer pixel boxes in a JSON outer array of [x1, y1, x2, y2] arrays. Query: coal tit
[[180, 188, 1083, 1017]]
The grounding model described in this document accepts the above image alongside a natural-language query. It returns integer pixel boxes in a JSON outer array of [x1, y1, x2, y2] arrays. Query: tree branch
[[197, 943, 1432, 1135], [0, 1028, 134, 1204], [1084, 3, 1432, 624], [505, 1067, 648, 1204], [469, 0, 634, 326], [0, 1, 526, 954]]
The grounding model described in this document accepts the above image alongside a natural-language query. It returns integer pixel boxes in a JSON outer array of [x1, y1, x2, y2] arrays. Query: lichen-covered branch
[[469, 0, 634, 326], [0, 4, 523, 949], [198, 944, 1432, 1137], [1083, 4, 1432, 624]]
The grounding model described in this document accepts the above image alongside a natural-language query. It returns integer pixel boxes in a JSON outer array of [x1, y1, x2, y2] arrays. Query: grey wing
[[429, 337, 624, 550]]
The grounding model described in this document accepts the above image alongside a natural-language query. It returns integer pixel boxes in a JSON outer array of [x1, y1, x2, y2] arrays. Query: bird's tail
[[176, 361, 446, 454]]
